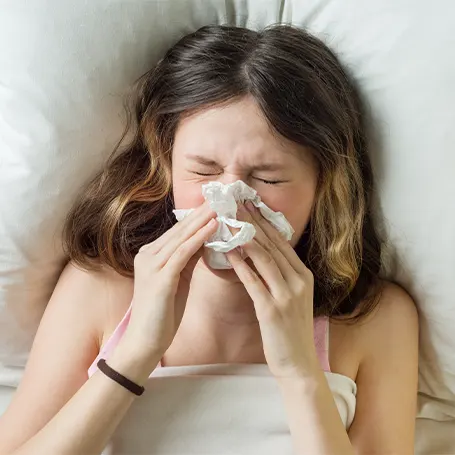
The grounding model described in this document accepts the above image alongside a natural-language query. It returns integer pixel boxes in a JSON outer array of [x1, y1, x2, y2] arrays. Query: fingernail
[[238, 203, 248, 212]]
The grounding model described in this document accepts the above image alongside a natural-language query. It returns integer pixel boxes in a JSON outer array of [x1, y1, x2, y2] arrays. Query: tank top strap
[[87, 303, 133, 377], [88, 307, 332, 377]]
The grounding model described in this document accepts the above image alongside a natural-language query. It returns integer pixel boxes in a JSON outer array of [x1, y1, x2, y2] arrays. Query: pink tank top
[[88, 303, 331, 377]]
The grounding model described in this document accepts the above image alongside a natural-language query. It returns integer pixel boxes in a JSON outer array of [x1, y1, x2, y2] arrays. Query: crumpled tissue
[[173, 180, 295, 269]]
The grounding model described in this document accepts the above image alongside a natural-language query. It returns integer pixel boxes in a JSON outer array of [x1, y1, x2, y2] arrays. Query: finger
[[164, 218, 218, 275], [245, 201, 307, 276], [238, 204, 300, 283], [239, 239, 290, 300], [141, 201, 216, 255], [226, 248, 272, 312], [152, 201, 215, 251]]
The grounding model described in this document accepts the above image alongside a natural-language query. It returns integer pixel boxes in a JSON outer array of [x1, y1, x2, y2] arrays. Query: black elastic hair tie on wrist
[[97, 359, 145, 396]]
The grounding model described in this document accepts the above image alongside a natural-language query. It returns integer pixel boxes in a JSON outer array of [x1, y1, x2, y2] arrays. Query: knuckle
[[261, 305, 280, 322], [138, 240, 158, 254], [294, 277, 307, 293], [303, 267, 314, 282], [137, 251, 155, 264], [138, 244, 149, 253], [262, 237, 277, 254], [134, 252, 144, 267], [272, 232, 285, 246], [294, 283, 306, 297], [260, 248, 274, 264], [176, 242, 191, 257], [279, 291, 293, 307], [243, 267, 260, 284], [134, 251, 159, 273]]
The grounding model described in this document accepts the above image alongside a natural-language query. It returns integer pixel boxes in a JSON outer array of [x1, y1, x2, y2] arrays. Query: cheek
[[260, 186, 315, 245], [173, 175, 316, 242], [173, 181, 205, 209], [172, 160, 206, 209]]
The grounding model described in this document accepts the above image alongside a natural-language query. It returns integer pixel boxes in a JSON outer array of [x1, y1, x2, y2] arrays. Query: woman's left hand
[[226, 201, 320, 379]]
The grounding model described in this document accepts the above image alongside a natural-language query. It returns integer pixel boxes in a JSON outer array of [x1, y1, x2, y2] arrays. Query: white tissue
[[173, 181, 295, 269]]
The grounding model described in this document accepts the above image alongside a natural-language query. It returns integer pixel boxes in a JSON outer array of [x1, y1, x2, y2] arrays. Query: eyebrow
[[185, 154, 288, 171]]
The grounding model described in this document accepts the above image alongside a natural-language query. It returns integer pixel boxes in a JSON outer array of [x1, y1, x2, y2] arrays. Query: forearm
[[278, 369, 354, 455], [10, 342, 158, 455]]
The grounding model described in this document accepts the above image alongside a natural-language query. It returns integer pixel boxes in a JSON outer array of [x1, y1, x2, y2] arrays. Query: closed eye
[[193, 172, 220, 176], [193, 172, 285, 185]]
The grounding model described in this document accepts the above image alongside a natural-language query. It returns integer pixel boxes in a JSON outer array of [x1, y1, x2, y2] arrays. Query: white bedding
[[1, 1, 454, 453], [1, 383, 453, 454]]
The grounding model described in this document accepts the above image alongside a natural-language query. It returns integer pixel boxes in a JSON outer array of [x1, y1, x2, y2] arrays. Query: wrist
[[107, 340, 161, 386], [276, 368, 326, 400], [272, 349, 322, 381]]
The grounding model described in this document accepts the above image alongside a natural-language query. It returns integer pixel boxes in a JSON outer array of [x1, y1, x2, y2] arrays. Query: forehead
[[173, 96, 302, 166]]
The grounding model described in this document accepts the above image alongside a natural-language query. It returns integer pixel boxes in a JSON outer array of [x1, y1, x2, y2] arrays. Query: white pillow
[[1, 0, 454, 445], [286, 0, 455, 411]]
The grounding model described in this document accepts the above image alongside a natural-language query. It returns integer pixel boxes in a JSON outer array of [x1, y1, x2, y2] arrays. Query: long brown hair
[[64, 24, 383, 319]]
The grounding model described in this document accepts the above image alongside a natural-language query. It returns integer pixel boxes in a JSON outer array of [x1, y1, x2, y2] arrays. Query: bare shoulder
[[0, 262, 133, 453], [341, 284, 419, 451], [60, 262, 134, 347], [371, 280, 417, 322], [355, 281, 418, 355], [329, 281, 419, 380]]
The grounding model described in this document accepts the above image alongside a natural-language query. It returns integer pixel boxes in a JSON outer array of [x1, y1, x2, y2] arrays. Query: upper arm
[[0, 263, 106, 454], [348, 283, 419, 454]]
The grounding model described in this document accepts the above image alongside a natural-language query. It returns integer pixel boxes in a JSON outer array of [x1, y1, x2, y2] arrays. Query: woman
[[0, 25, 418, 454]]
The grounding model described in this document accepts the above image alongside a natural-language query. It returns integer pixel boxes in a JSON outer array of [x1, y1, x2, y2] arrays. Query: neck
[[165, 257, 265, 365], [187, 257, 258, 325]]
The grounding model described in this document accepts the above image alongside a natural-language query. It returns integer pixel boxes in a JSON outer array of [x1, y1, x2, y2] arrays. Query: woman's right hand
[[120, 202, 218, 366]]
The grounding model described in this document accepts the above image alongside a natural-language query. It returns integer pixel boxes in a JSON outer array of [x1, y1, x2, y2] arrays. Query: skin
[[167, 95, 319, 368], [0, 95, 418, 455], [168, 96, 418, 453]]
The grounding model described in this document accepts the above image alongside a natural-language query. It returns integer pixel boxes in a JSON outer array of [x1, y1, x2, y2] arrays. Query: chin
[[199, 252, 241, 282]]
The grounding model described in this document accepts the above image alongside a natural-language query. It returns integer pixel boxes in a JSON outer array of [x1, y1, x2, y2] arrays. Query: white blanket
[[99, 364, 356, 455], [2, 373, 453, 454]]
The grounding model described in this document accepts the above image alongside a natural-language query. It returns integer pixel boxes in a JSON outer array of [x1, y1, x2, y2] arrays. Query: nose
[[218, 171, 246, 186]]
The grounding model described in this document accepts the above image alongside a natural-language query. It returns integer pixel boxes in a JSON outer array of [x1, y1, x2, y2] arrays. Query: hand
[[226, 202, 319, 379], [121, 202, 218, 365]]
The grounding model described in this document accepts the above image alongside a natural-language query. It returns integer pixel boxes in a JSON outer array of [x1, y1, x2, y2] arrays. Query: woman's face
[[172, 96, 319, 247]]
